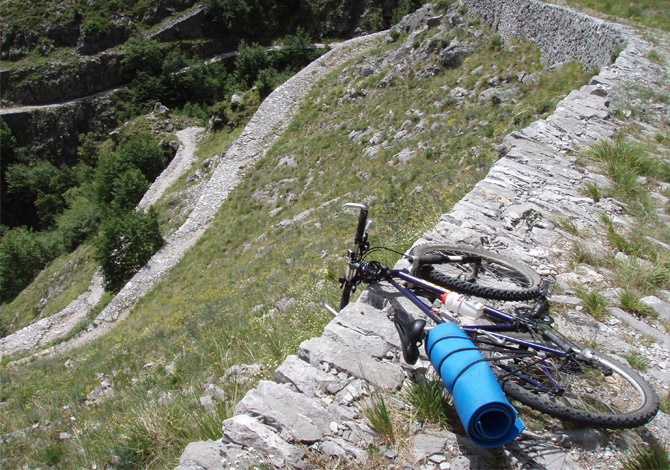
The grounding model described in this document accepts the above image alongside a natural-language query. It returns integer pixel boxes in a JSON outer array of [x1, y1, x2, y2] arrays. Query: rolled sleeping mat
[[425, 322, 525, 447]]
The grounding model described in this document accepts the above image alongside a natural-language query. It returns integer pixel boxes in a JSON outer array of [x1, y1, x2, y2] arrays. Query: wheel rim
[[476, 336, 656, 426]]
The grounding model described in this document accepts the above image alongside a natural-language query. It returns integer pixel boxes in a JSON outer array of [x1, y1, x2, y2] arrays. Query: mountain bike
[[334, 202, 659, 429]]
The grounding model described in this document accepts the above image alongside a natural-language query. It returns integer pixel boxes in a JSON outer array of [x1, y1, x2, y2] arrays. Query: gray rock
[[298, 336, 404, 391], [450, 455, 476, 470], [427, 16, 443, 28], [478, 87, 504, 103], [204, 384, 226, 402], [439, 39, 473, 68], [412, 432, 449, 463], [274, 354, 345, 397], [275, 297, 298, 312], [640, 295, 670, 320], [177, 440, 237, 470], [609, 308, 670, 347], [199, 395, 216, 413], [323, 321, 391, 359], [234, 380, 336, 443], [153, 102, 169, 116], [556, 429, 608, 451], [221, 415, 306, 468]]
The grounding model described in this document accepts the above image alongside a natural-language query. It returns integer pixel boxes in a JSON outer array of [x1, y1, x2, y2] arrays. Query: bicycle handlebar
[[341, 202, 369, 245]]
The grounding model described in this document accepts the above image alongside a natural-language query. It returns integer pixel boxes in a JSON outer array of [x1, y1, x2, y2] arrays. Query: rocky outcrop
[[0, 0, 200, 61], [149, 3, 207, 42], [1, 93, 119, 161], [175, 2, 670, 469], [2, 51, 127, 107]]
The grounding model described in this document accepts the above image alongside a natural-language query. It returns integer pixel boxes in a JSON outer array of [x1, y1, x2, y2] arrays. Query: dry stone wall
[[461, 0, 625, 69], [176, 1, 670, 469]]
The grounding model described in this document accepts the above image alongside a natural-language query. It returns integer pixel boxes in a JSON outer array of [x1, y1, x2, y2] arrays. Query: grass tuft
[[574, 284, 608, 320], [622, 350, 650, 372], [555, 217, 582, 236], [362, 393, 406, 446], [621, 443, 670, 470], [580, 181, 602, 202], [401, 375, 454, 426], [618, 290, 658, 318], [661, 390, 670, 414]]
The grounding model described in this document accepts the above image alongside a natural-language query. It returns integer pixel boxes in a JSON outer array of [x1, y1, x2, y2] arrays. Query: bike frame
[[335, 203, 570, 395], [387, 269, 566, 358]]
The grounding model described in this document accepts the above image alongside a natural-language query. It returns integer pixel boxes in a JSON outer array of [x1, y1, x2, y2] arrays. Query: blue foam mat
[[425, 322, 524, 447]]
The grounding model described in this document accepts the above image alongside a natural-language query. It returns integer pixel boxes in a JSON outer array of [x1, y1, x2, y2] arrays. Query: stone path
[[176, 3, 670, 469], [137, 126, 205, 210]]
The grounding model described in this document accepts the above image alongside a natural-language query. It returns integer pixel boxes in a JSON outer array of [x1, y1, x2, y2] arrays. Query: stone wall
[[175, 2, 670, 470], [461, 0, 625, 69]]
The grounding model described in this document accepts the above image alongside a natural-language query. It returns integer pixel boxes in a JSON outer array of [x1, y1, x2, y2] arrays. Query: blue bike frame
[[389, 269, 567, 357]]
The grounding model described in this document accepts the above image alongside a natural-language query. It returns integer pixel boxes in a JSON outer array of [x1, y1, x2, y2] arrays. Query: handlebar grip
[[354, 206, 369, 244], [412, 253, 450, 265]]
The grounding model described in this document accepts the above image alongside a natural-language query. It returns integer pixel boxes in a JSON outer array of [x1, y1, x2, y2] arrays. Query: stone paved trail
[[175, 4, 670, 470]]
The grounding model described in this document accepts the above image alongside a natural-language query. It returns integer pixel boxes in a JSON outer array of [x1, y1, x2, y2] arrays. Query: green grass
[[619, 290, 658, 318], [401, 375, 455, 426], [621, 443, 670, 470], [564, 0, 670, 31], [579, 181, 602, 202], [661, 390, 670, 414], [0, 244, 98, 336], [574, 284, 608, 320], [622, 350, 651, 371], [554, 217, 582, 237], [362, 393, 404, 446], [0, 18, 597, 468]]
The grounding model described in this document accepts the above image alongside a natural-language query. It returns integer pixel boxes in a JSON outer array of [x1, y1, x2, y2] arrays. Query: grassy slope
[[0, 13, 596, 466]]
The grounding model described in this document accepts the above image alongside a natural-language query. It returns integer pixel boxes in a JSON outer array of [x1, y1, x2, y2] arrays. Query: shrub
[[95, 208, 164, 292], [94, 135, 167, 207], [122, 35, 166, 76], [0, 119, 16, 162], [621, 443, 670, 470], [234, 40, 270, 87], [204, 0, 257, 33], [113, 169, 150, 210], [254, 68, 278, 98], [56, 196, 101, 251], [277, 27, 315, 71], [392, 0, 413, 25], [0, 227, 61, 303], [116, 136, 167, 183]]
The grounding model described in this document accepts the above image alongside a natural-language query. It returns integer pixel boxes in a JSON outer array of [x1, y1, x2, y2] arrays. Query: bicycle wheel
[[470, 330, 659, 428], [410, 244, 542, 301]]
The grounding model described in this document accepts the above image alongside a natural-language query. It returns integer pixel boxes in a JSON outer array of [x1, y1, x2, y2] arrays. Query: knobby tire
[[410, 244, 542, 301], [471, 332, 659, 428]]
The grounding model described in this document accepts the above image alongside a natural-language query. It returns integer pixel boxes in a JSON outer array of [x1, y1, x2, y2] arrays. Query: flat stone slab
[[234, 380, 336, 443], [274, 354, 345, 397], [221, 415, 306, 468], [298, 335, 404, 391]]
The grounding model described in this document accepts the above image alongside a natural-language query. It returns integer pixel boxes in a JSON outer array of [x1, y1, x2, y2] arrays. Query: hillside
[[2, 1, 670, 469]]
